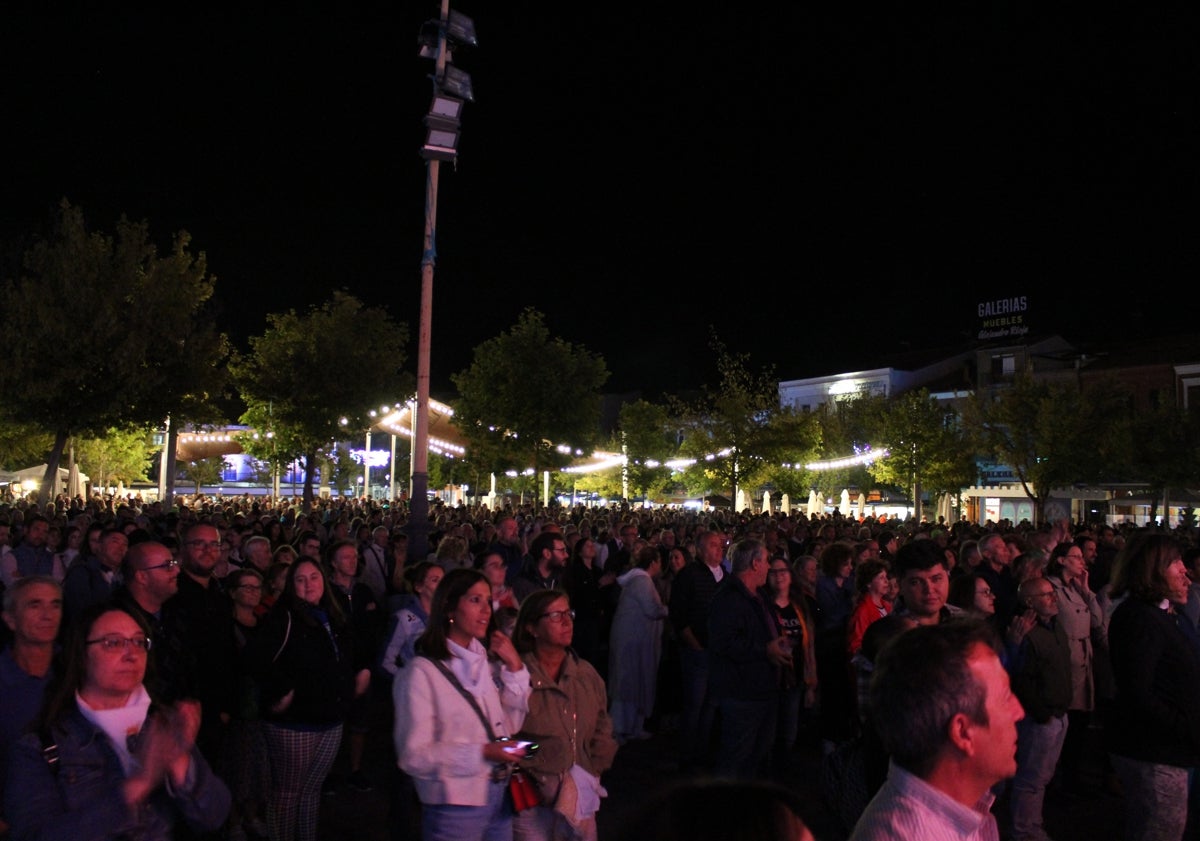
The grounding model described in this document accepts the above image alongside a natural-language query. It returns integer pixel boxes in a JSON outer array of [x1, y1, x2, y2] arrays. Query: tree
[[617, 399, 677, 501], [1127, 396, 1200, 525], [858, 389, 975, 523], [229, 291, 410, 507], [0, 413, 53, 471], [0, 201, 229, 504], [670, 331, 813, 505], [964, 374, 1127, 524], [179, 456, 229, 497], [450, 308, 608, 481], [75, 427, 156, 491]]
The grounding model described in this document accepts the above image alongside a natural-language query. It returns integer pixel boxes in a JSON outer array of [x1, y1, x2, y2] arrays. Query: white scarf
[[77, 684, 152, 775]]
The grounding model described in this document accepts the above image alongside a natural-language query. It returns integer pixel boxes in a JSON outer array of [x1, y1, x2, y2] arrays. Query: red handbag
[[509, 769, 541, 812]]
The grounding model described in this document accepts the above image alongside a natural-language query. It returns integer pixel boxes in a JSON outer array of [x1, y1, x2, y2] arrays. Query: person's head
[[1075, 535, 1098, 567], [730, 538, 769, 590], [870, 618, 1023, 786], [766, 557, 793, 596], [496, 516, 519, 545], [96, 527, 129, 572], [958, 539, 982, 570], [52, 604, 153, 717], [615, 777, 814, 841], [948, 572, 995, 617], [285, 557, 328, 608], [633, 543, 662, 575], [21, 515, 49, 547], [667, 546, 690, 576], [1047, 541, 1085, 581], [405, 561, 445, 605], [619, 523, 639, 546], [372, 526, 389, 548], [327, 538, 360, 580], [514, 588, 574, 655], [694, 530, 726, 569], [264, 561, 290, 597], [529, 530, 569, 573], [794, 554, 819, 589], [242, 534, 272, 572], [228, 567, 264, 610], [2, 575, 62, 647], [1110, 532, 1189, 605], [1011, 551, 1047, 584], [477, 551, 507, 589], [1019, 576, 1059, 621], [417, 568, 492, 659], [296, 531, 322, 560], [894, 539, 950, 622], [854, 559, 890, 599], [121, 539, 180, 610], [819, 541, 855, 580], [272, 544, 298, 567], [978, 533, 1011, 571], [180, 522, 221, 577]]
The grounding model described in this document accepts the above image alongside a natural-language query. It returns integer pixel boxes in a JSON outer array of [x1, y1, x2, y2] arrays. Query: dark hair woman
[[5, 603, 230, 839], [245, 557, 369, 841], [392, 568, 530, 841]]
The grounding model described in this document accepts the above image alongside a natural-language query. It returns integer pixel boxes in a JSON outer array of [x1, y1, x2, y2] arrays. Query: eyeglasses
[[141, 559, 179, 572], [976, 588, 995, 597], [186, 540, 221, 551], [86, 635, 153, 652], [539, 609, 576, 624]]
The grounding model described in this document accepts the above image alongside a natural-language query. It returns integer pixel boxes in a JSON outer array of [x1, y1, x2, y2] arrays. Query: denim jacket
[[3, 702, 230, 841]]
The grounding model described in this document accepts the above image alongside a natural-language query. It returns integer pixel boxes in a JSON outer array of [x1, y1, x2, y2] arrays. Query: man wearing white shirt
[[850, 619, 1025, 841]]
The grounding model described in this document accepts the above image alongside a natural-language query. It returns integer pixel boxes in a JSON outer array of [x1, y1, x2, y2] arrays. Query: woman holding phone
[[393, 568, 531, 841]]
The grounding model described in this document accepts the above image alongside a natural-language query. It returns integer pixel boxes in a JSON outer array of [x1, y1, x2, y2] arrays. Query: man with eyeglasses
[[166, 522, 238, 781], [112, 540, 194, 705], [61, 526, 127, 626], [511, 531, 569, 606], [1006, 577, 1072, 841]]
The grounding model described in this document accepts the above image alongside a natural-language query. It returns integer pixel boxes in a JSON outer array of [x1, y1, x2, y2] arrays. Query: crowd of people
[[0, 489, 1197, 841]]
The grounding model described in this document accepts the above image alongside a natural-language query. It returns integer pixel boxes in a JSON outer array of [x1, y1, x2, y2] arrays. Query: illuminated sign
[[975, 295, 1030, 341]]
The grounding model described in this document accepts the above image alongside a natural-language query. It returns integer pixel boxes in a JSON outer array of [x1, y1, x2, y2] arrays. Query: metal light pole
[[410, 0, 475, 559]]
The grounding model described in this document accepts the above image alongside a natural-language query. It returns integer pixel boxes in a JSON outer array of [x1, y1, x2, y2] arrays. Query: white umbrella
[[735, 489, 749, 512], [807, 489, 821, 517], [780, 493, 790, 515], [762, 490, 771, 515], [67, 461, 83, 499], [937, 493, 955, 524], [840, 488, 851, 513]]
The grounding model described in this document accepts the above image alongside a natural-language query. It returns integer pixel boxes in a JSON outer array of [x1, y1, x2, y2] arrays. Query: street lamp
[[411, 0, 477, 560]]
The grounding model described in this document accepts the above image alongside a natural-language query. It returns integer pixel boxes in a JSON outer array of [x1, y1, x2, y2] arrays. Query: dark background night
[[5, 4, 1197, 398]]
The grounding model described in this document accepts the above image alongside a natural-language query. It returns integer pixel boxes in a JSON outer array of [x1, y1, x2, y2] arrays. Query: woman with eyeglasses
[[4, 602, 230, 839], [512, 588, 618, 841], [393, 568, 530, 841]]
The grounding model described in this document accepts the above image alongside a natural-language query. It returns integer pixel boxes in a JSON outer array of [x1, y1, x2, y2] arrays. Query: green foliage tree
[[851, 388, 974, 523], [0, 413, 53, 471], [618, 399, 677, 501], [964, 374, 1130, 524], [0, 201, 229, 504], [1127, 396, 1200, 525], [229, 291, 410, 507], [179, 456, 228, 496], [450, 308, 608, 480], [670, 331, 815, 505], [75, 427, 156, 491]]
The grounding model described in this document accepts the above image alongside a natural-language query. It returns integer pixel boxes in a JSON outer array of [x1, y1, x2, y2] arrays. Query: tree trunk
[[38, 429, 70, 508]]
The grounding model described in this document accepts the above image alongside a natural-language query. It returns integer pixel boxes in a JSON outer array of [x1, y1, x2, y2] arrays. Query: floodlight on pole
[[411, 0, 476, 560]]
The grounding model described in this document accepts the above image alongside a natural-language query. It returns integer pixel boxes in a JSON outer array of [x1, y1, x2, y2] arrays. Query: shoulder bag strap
[[425, 656, 498, 741]]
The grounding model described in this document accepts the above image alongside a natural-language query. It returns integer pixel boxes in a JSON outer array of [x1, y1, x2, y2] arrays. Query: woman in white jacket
[[393, 567, 532, 841]]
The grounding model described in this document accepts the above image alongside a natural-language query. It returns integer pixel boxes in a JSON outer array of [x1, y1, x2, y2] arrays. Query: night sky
[[5, 4, 1197, 398]]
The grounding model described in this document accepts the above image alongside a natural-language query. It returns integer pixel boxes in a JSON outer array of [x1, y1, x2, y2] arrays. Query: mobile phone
[[504, 740, 539, 756]]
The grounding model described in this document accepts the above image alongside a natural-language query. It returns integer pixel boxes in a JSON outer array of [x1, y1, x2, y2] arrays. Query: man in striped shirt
[[849, 619, 1025, 841]]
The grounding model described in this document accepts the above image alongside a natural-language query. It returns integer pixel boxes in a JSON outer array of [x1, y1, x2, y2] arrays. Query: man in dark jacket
[[1008, 577, 1072, 841], [706, 537, 792, 780]]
